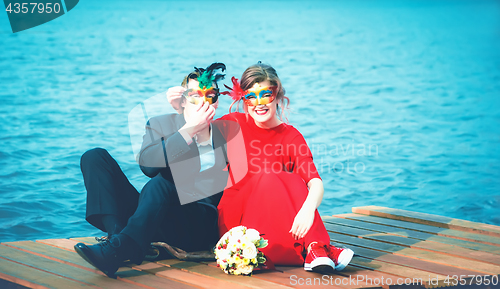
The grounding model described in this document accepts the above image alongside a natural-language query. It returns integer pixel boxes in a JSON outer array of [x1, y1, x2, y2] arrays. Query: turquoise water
[[1, 0, 499, 242]]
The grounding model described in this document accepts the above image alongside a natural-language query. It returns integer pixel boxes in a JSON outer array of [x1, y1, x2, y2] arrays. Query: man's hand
[[182, 101, 215, 139], [167, 86, 186, 114]]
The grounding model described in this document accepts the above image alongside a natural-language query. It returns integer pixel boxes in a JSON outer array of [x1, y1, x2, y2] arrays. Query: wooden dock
[[1, 206, 499, 288]]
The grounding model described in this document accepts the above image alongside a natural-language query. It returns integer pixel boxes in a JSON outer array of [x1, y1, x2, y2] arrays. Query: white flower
[[216, 248, 231, 260], [245, 228, 261, 243], [230, 226, 246, 238], [227, 238, 240, 251], [242, 243, 258, 259], [238, 264, 254, 275]]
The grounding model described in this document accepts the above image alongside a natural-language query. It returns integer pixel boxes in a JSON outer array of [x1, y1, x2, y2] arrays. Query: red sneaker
[[327, 245, 354, 271], [304, 242, 335, 273]]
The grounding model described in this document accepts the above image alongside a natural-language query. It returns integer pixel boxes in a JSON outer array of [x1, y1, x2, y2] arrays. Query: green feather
[[197, 71, 215, 89]]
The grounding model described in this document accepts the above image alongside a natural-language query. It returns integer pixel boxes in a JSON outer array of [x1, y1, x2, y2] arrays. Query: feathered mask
[[221, 77, 245, 101], [184, 63, 226, 104], [194, 62, 226, 90], [222, 77, 277, 106]]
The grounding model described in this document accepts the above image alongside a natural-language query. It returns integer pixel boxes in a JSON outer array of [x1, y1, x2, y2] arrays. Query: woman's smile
[[254, 107, 269, 116]]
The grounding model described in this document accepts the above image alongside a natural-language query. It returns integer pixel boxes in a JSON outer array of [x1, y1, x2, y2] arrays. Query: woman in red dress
[[216, 63, 354, 272]]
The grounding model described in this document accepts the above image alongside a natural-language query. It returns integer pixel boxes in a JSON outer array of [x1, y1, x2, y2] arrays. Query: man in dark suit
[[74, 63, 232, 278]]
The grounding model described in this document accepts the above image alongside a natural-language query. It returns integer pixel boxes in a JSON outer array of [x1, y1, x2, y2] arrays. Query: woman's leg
[[303, 210, 331, 250], [238, 172, 311, 265], [80, 148, 139, 235]]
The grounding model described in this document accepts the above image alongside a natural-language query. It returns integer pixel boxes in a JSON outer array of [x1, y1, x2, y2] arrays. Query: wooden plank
[[269, 266, 383, 289], [251, 268, 343, 289], [346, 256, 448, 288], [0, 244, 146, 289], [70, 237, 100, 245], [135, 261, 255, 289], [333, 264, 429, 289], [66, 237, 379, 288], [4, 241, 198, 289], [4, 241, 96, 270], [45, 238, 270, 289], [204, 261, 357, 289], [0, 277, 31, 289], [326, 230, 500, 276], [333, 242, 483, 277], [0, 256, 91, 289], [339, 213, 500, 247], [68, 237, 384, 288], [352, 206, 500, 238], [113, 267, 199, 289], [323, 220, 500, 266], [160, 259, 293, 289], [327, 214, 500, 255], [38, 238, 225, 289], [36, 239, 86, 252], [72, 237, 349, 288]]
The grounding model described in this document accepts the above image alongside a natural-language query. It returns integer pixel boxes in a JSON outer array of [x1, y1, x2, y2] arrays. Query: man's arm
[[138, 116, 193, 178], [139, 101, 215, 178]]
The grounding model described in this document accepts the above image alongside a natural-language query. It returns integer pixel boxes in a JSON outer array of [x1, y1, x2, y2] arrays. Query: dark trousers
[[80, 148, 219, 254]]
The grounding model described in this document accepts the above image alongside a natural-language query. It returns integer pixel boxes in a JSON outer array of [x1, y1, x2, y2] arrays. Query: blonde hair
[[181, 71, 199, 87], [229, 63, 290, 122]]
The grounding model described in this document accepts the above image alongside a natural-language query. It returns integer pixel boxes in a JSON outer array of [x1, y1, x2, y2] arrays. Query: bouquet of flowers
[[214, 225, 268, 275]]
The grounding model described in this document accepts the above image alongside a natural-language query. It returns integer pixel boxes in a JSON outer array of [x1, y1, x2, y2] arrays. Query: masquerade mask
[[183, 87, 219, 105], [184, 63, 225, 105], [243, 83, 276, 106]]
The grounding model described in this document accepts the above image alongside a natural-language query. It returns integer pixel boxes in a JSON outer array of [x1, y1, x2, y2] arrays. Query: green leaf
[[258, 239, 268, 248]]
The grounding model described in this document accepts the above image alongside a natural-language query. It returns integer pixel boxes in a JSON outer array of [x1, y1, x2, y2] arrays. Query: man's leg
[[80, 147, 139, 236], [75, 174, 219, 277], [120, 175, 183, 253], [75, 174, 181, 277]]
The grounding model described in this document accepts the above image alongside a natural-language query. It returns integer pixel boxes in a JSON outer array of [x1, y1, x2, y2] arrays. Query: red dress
[[216, 112, 330, 265]]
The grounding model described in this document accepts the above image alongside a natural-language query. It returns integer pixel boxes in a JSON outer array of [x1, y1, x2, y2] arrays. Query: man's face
[[184, 79, 219, 105], [182, 80, 219, 116]]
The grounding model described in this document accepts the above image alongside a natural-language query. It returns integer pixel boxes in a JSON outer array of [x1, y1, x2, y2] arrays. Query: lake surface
[[1, 0, 499, 242]]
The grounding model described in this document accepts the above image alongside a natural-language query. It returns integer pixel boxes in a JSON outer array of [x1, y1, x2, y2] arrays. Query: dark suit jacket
[[138, 113, 229, 207]]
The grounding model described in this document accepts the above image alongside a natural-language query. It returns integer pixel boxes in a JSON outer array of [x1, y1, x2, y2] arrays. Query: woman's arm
[[289, 177, 324, 240]]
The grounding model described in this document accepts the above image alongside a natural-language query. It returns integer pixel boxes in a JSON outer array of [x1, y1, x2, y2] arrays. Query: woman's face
[[246, 80, 278, 125]]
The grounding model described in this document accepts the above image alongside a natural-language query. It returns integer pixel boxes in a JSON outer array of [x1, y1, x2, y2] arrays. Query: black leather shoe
[[74, 237, 123, 278]]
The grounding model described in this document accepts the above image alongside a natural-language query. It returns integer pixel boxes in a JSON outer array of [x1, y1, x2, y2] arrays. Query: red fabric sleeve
[[286, 132, 321, 184]]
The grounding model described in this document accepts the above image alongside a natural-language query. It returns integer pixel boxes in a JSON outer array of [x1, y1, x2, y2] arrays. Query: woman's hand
[[289, 206, 315, 240], [166, 86, 186, 114], [289, 178, 324, 240]]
